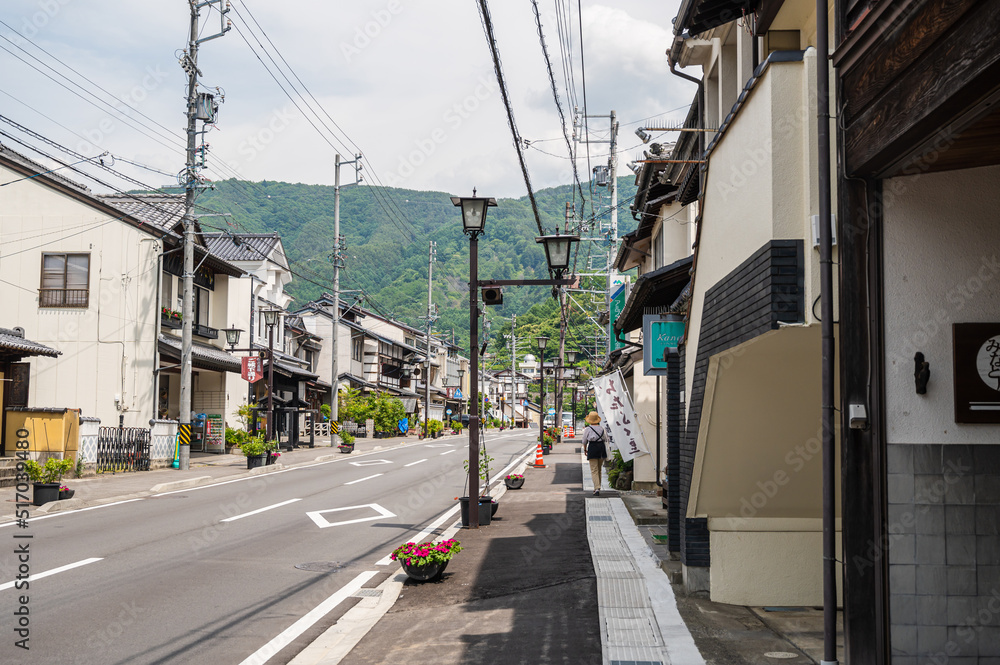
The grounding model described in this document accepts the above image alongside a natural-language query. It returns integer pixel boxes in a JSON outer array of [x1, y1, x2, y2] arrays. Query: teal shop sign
[[643, 315, 685, 376], [608, 282, 628, 352]]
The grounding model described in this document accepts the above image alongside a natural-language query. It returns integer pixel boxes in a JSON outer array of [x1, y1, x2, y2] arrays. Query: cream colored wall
[[709, 518, 842, 606], [657, 200, 691, 267], [883, 164, 1000, 445], [683, 50, 837, 419], [688, 327, 840, 519], [0, 165, 159, 428], [629, 369, 658, 483]]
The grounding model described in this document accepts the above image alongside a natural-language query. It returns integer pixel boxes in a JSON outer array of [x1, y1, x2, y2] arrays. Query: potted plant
[[23, 457, 75, 506], [390, 538, 462, 581], [541, 432, 554, 455], [59, 485, 75, 500], [338, 431, 355, 453], [463, 450, 498, 519], [240, 435, 269, 469], [504, 473, 524, 490], [266, 447, 281, 466], [428, 419, 444, 439], [452, 421, 464, 435]]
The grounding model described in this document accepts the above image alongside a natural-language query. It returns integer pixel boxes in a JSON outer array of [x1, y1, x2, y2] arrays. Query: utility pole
[[423, 241, 436, 437], [330, 153, 361, 424], [179, 0, 228, 470], [607, 110, 619, 358], [509, 314, 516, 428]]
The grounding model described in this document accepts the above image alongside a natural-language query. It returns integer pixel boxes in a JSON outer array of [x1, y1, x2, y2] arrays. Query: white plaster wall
[[883, 164, 1000, 444], [0, 163, 159, 428], [628, 369, 658, 484]]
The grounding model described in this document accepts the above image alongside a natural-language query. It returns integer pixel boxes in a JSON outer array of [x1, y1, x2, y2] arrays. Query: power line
[[475, 0, 544, 236]]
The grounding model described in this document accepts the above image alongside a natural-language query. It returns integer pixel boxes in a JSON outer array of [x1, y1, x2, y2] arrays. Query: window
[[161, 276, 173, 313], [40, 253, 90, 307], [652, 228, 662, 270], [351, 337, 363, 362], [195, 286, 210, 326]]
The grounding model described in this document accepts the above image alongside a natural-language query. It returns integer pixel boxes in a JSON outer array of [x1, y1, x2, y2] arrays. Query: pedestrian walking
[[581, 411, 608, 495]]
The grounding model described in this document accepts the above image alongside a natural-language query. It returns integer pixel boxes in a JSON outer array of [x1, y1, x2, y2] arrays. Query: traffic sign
[[446, 409, 453, 415]]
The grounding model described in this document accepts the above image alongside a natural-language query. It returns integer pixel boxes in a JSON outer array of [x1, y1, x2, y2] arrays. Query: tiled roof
[[158, 334, 239, 373], [202, 233, 286, 268], [0, 328, 61, 358], [98, 194, 187, 234]]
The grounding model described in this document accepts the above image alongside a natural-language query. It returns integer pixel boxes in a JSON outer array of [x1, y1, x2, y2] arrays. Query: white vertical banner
[[590, 369, 649, 461]]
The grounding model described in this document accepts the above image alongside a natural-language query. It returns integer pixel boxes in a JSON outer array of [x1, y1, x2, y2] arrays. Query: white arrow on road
[[306, 504, 396, 528]]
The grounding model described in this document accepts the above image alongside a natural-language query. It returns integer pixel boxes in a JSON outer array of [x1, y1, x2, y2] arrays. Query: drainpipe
[[668, 35, 704, 159], [816, 1, 838, 663]]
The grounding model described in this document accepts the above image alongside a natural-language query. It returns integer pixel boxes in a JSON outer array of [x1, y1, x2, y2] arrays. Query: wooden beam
[[843, 0, 1000, 176], [842, 0, 978, 121]]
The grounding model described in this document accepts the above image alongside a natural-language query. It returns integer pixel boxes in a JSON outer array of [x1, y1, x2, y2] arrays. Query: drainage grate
[[294, 561, 344, 573], [610, 661, 663, 665], [590, 515, 613, 521], [763, 653, 799, 659], [351, 588, 383, 598]]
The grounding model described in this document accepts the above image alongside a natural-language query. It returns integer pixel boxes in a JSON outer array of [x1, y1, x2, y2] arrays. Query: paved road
[[0, 430, 536, 665]]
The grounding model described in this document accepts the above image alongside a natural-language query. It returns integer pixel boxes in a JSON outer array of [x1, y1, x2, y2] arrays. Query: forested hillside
[[196, 177, 638, 352]]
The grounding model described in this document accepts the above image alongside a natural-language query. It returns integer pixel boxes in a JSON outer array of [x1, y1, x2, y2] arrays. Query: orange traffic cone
[[528, 442, 545, 468]]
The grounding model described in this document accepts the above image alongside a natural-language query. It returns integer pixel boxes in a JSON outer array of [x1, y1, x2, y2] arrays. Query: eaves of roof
[[613, 255, 694, 334]]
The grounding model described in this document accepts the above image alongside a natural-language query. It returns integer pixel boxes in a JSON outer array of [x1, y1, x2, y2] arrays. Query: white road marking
[[307, 503, 396, 529], [237, 570, 378, 665], [404, 458, 427, 467], [0, 498, 144, 528], [349, 459, 392, 467], [423, 443, 454, 448], [221, 498, 302, 523], [0, 557, 103, 591], [344, 473, 383, 485], [439, 450, 457, 455]]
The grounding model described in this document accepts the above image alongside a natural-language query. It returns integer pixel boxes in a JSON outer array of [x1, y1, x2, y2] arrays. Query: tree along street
[[1, 432, 536, 665]]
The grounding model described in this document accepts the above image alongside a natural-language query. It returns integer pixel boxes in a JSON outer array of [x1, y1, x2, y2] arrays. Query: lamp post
[[536, 335, 549, 442], [457, 367, 466, 421], [453, 191, 497, 528], [262, 309, 281, 444]]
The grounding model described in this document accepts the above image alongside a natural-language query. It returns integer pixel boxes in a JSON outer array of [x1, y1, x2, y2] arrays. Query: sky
[[0, 0, 696, 199]]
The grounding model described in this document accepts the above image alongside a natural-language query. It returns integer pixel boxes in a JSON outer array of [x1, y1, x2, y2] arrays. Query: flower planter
[[246, 455, 267, 470], [504, 477, 524, 490], [58, 488, 75, 500], [458, 496, 492, 526], [400, 559, 449, 582], [338, 445, 354, 454], [32, 483, 60, 506], [485, 497, 499, 517], [541, 444, 552, 455], [266, 453, 279, 466]]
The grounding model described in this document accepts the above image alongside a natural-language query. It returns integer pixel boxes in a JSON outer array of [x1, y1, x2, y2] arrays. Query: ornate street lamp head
[[535, 231, 580, 278], [262, 308, 281, 328], [451, 190, 498, 237], [225, 326, 242, 350]]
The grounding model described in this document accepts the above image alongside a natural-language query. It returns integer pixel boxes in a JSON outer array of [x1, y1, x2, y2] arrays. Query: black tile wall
[[887, 443, 1000, 663], [676, 240, 804, 567]]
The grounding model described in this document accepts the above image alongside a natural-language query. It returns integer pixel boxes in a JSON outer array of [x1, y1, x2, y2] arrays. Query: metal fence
[[97, 427, 151, 473]]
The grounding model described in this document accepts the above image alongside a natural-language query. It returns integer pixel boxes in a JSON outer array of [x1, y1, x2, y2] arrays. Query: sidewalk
[[1, 430, 450, 521]]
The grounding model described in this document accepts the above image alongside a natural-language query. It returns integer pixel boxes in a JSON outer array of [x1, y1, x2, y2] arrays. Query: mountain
[[196, 177, 638, 351]]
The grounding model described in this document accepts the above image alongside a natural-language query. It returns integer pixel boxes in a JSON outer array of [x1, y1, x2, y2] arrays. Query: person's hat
[[585, 411, 601, 425]]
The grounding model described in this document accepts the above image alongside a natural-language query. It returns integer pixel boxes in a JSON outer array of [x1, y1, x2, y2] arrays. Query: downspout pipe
[[816, 1, 838, 664], [668, 35, 704, 158]]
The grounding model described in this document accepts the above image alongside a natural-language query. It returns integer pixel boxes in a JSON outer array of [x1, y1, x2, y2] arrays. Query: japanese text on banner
[[590, 369, 649, 462]]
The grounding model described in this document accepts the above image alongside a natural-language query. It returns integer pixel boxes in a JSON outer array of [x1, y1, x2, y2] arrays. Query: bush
[[371, 391, 406, 433], [226, 427, 250, 448], [452, 421, 464, 432], [240, 435, 278, 457], [428, 419, 444, 435], [320, 404, 331, 420], [606, 450, 634, 489], [23, 457, 75, 484], [339, 431, 355, 446]]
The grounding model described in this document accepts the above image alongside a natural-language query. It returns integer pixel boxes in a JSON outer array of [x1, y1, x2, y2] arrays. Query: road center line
[[439, 450, 457, 455], [344, 473, 383, 485], [221, 498, 301, 523], [404, 458, 428, 467], [0, 557, 103, 591], [237, 570, 378, 665]]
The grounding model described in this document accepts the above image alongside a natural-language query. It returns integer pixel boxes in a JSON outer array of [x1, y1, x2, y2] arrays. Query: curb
[[148, 476, 215, 493]]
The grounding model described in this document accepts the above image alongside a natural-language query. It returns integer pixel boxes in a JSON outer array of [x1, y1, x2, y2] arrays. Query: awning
[[613, 255, 694, 334], [158, 334, 239, 373], [339, 372, 378, 390]]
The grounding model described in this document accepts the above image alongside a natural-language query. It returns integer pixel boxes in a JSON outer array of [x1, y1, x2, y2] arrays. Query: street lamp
[[536, 335, 549, 440], [453, 190, 497, 529], [225, 326, 242, 351], [262, 309, 281, 444], [535, 231, 580, 278]]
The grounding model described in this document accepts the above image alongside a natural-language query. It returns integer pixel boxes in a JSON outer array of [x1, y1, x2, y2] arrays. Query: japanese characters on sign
[[590, 369, 649, 462], [954, 323, 1000, 423], [241, 356, 264, 383]]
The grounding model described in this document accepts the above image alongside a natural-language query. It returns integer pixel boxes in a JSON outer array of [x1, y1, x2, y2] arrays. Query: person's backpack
[[586, 425, 607, 459]]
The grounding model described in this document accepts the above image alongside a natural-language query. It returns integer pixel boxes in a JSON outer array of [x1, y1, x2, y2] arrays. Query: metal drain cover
[[295, 561, 344, 573], [763, 653, 799, 659], [351, 588, 383, 598]]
